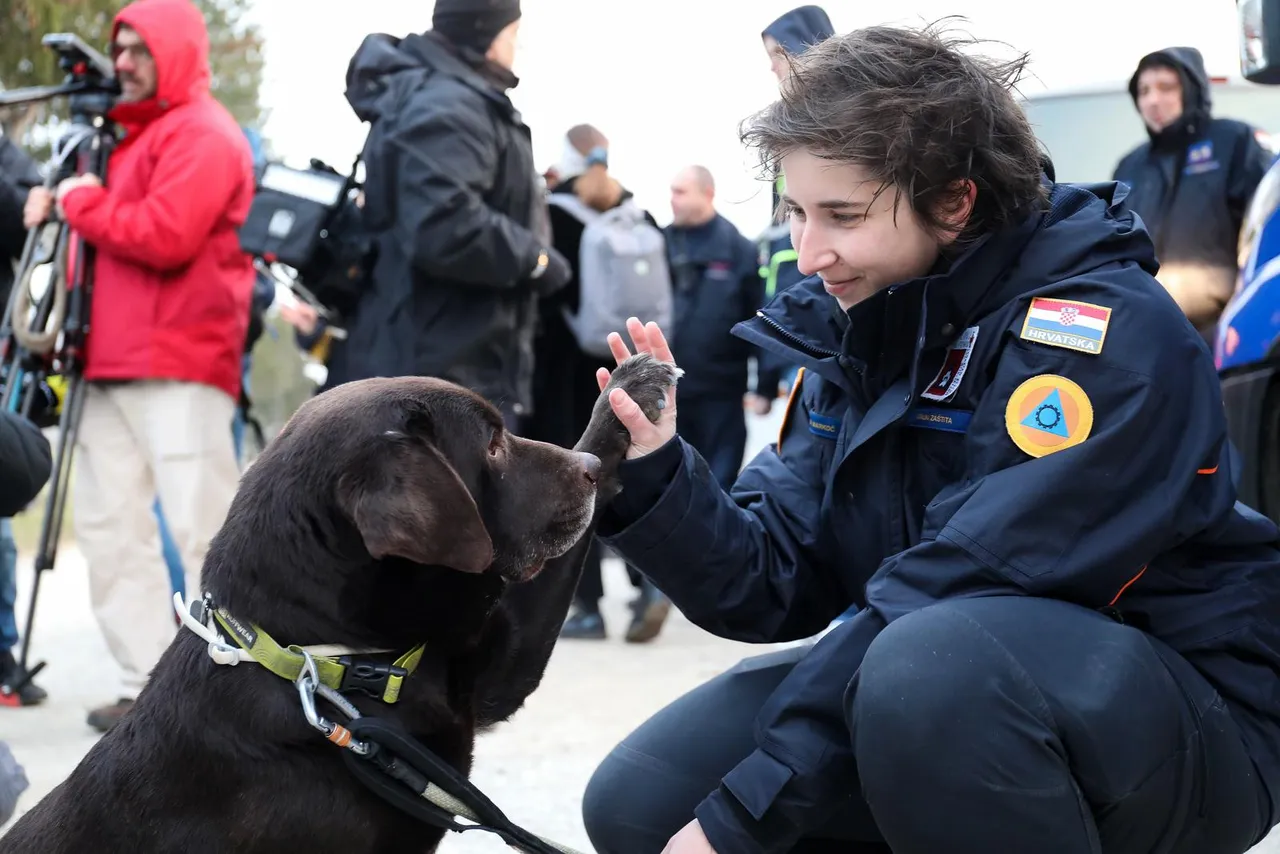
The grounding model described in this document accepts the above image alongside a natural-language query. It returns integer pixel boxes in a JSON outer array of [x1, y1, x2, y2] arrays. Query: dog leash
[[294, 651, 587, 854], [174, 593, 585, 854]]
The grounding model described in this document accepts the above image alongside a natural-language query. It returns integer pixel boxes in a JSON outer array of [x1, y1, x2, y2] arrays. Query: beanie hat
[[433, 0, 521, 53]]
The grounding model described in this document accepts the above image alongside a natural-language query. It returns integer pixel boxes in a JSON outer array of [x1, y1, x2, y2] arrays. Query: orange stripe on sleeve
[[776, 367, 806, 452], [1108, 565, 1148, 607]]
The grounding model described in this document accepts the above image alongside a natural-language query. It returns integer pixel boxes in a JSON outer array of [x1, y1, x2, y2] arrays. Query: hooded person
[[335, 0, 571, 429], [1113, 46, 1273, 341], [756, 5, 835, 397], [20, 0, 257, 733]]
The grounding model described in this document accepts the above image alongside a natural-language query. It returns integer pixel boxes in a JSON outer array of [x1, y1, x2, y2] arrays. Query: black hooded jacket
[[335, 30, 550, 415], [1113, 46, 1272, 333]]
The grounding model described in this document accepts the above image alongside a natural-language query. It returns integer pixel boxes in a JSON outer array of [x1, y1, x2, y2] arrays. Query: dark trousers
[[582, 597, 1272, 853], [678, 396, 747, 491]]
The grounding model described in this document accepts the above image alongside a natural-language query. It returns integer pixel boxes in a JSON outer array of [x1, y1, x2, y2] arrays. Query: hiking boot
[[0, 650, 46, 707], [86, 698, 135, 733], [625, 579, 671, 644], [560, 607, 607, 640]]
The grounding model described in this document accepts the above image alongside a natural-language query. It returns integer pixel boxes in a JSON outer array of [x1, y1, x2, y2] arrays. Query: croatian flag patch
[[1019, 298, 1112, 355]]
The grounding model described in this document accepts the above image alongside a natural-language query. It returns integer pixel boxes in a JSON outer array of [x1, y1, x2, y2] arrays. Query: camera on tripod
[[0, 33, 121, 128]]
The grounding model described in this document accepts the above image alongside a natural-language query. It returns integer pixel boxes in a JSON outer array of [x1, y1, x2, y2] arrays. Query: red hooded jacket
[[60, 0, 256, 401]]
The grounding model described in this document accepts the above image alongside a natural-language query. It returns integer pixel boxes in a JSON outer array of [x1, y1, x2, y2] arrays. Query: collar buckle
[[338, 657, 409, 703]]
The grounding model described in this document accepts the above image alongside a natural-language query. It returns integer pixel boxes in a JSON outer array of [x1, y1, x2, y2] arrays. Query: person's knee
[[850, 600, 1043, 778], [582, 749, 670, 854]]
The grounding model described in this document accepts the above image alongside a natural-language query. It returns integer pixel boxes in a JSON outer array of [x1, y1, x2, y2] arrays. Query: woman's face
[[780, 149, 954, 311]]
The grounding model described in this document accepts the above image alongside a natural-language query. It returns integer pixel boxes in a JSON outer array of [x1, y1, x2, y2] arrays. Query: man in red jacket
[[26, 0, 255, 733]]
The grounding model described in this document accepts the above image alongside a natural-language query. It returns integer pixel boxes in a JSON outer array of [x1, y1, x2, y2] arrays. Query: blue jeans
[[0, 520, 16, 653]]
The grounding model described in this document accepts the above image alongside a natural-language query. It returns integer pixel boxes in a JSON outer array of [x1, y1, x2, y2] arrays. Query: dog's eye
[[488, 430, 504, 458]]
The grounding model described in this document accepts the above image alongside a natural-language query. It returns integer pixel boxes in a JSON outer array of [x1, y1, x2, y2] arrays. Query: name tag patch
[[1019, 297, 1112, 355], [922, 326, 979, 402], [808, 411, 841, 439], [906, 407, 973, 434]]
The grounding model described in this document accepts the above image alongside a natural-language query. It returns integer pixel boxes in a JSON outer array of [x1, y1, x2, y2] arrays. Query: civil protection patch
[[1005, 374, 1094, 458], [1019, 297, 1112, 355]]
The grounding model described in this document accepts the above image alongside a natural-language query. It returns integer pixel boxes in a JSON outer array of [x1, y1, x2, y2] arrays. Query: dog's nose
[[578, 452, 601, 484]]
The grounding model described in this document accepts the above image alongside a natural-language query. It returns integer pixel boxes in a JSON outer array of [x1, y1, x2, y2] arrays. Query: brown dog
[[0, 353, 677, 853]]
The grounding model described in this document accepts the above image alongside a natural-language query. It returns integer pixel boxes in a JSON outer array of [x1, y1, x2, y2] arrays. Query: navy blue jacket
[[1113, 47, 1271, 332], [666, 214, 779, 400], [600, 181, 1280, 853]]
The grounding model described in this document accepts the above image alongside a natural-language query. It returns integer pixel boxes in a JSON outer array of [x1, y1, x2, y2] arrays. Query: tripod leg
[[16, 373, 85, 674]]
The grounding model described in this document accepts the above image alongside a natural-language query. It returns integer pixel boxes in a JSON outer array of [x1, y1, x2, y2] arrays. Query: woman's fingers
[[596, 367, 611, 393], [608, 331, 632, 365], [608, 388, 653, 435], [626, 316, 650, 354], [645, 321, 675, 364]]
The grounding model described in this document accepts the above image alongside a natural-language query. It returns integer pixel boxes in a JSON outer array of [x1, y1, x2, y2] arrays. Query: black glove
[[532, 246, 572, 296]]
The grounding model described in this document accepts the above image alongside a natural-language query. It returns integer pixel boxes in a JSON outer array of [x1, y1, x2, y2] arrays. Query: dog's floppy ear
[[338, 437, 494, 573]]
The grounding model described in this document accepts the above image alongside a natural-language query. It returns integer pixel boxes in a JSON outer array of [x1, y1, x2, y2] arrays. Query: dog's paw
[[602, 353, 682, 423], [575, 353, 680, 468]]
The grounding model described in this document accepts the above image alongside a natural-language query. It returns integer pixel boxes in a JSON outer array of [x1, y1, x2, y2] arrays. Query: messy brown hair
[[742, 20, 1049, 245]]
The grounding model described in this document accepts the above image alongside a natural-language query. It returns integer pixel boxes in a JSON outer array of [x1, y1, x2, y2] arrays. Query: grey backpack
[[546, 194, 672, 358]]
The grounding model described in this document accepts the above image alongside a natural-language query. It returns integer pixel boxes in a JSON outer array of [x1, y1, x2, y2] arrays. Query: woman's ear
[[935, 179, 977, 243]]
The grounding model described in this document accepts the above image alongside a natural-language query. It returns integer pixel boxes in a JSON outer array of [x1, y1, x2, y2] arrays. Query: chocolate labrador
[[0, 353, 677, 854]]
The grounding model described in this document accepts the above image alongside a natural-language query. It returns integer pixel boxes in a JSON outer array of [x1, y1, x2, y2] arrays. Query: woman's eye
[[832, 213, 863, 225]]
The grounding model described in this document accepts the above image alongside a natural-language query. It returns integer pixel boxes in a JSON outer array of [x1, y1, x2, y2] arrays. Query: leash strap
[[340, 717, 582, 854]]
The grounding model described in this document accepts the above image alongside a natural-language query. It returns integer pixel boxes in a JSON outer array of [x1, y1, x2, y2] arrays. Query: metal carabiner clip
[[295, 650, 330, 735], [295, 650, 368, 755]]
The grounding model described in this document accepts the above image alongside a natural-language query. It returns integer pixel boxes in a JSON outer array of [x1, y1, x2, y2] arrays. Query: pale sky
[[246, 1, 1246, 236]]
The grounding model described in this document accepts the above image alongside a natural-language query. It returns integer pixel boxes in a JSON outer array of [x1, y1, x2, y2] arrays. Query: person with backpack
[[526, 125, 673, 643], [336, 0, 571, 429]]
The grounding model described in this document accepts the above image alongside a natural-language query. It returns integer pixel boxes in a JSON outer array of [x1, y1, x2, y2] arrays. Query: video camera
[[238, 155, 376, 320], [0, 33, 121, 124]]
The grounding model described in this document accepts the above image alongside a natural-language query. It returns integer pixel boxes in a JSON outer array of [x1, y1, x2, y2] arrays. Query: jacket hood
[[344, 31, 513, 124], [733, 180, 1157, 390], [1128, 46, 1212, 143], [111, 0, 210, 119], [344, 32, 426, 123], [762, 5, 835, 56]]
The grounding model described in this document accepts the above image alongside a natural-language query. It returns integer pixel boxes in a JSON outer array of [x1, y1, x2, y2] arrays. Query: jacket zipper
[[756, 310, 849, 365]]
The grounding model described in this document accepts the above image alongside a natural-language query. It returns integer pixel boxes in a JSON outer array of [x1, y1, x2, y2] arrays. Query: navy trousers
[[582, 597, 1272, 853]]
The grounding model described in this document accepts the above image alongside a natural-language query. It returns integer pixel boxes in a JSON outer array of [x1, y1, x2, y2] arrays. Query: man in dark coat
[[1113, 46, 1272, 343], [339, 0, 570, 429]]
